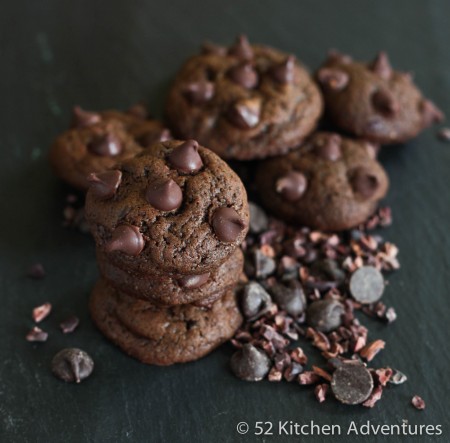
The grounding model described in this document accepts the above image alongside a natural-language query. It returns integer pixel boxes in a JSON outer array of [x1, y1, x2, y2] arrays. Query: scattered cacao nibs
[[32, 302, 52, 323], [51, 348, 94, 383], [314, 383, 329, 403], [27, 263, 45, 279], [411, 395, 426, 410], [26, 326, 48, 342], [359, 339, 385, 362], [59, 316, 80, 334], [298, 371, 320, 385], [362, 385, 383, 408]]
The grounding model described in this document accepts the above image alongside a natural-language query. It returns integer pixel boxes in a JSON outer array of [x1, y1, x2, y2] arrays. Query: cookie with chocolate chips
[[255, 132, 389, 231], [49, 106, 171, 191], [85, 140, 249, 275], [165, 35, 323, 160], [89, 279, 242, 365], [316, 51, 444, 144]]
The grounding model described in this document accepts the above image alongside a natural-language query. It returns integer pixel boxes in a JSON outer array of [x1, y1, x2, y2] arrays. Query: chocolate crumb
[[60, 316, 80, 334], [26, 326, 48, 342], [32, 303, 52, 323]]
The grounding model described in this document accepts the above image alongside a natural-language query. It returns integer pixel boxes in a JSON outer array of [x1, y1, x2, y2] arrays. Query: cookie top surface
[[165, 35, 323, 160], [85, 140, 249, 274], [49, 106, 171, 191], [316, 51, 444, 144], [255, 132, 389, 231]]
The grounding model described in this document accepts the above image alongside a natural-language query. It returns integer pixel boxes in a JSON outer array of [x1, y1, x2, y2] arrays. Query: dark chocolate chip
[[241, 281, 273, 318], [349, 167, 379, 199], [311, 259, 346, 283], [183, 81, 214, 105], [105, 224, 145, 256], [275, 171, 307, 202], [230, 344, 271, 381], [60, 316, 80, 334], [317, 68, 349, 91], [178, 273, 210, 289], [146, 179, 183, 211], [371, 88, 399, 117], [253, 249, 276, 278], [331, 362, 374, 405], [349, 266, 384, 304], [137, 129, 171, 147], [228, 63, 258, 89], [27, 263, 45, 279], [212, 207, 246, 242], [306, 299, 345, 332], [314, 134, 342, 161], [228, 35, 253, 60], [369, 52, 392, 80], [88, 133, 122, 156], [51, 348, 94, 383], [270, 280, 306, 317], [87, 170, 122, 199], [227, 97, 261, 129], [71, 106, 101, 128], [271, 56, 295, 84], [167, 140, 203, 174], [248, 202, 269, 234], [26, 326, 48, 342]]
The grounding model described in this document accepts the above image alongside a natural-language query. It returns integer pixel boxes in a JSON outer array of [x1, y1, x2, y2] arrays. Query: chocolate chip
[[230, 344, 271, 381], [275, 171, 307, 202], [306, 299, 345, 332], [241, 281, 273, 318], [60, 316, 80, 334], [88, 133, 122, 156], [71, 106, 101, 128], [317, 68, 349, 91], [349, 167, 379, 199], [331, 362, 374, 405], [371, 88, 399, 117], [270, 56, 295, 84], [369, 52, 392, 80], [411, 395, 426, 410], [228, 63, 258, 89], [87, 170, 122, 199], [32, 303, 52, 323], [137, 129, 171, 147], [248, 202, 269, 234], [51, 348, 94, 383], [26, 326, 48, 342], [253, 249, 276, 278], [311, 259, 345, 283], [146, 179, 183, 211], [227, 97, 261, 129], [314, 134, 342, 161], [270, 280, 306, 317], [212, 207, 246, 242], [183, 81, 214, 105], [349, 266, 384, 304], [420, 99, 445, 124], [167, 140, 203, 174], [105, 224, 145, 256], [27, 263, 45, 279], [178, 273, 210, 289], [228, 35, 253, 60]]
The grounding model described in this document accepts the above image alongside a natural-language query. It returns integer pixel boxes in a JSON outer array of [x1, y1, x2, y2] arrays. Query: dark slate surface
[[1, 1, 449, 442]]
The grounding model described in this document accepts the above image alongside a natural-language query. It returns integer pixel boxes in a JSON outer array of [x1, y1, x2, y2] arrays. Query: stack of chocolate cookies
[[84, 140, 249, 365]]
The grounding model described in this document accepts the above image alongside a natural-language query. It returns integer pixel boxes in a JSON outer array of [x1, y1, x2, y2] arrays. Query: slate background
[[1, 0, 450, 442]]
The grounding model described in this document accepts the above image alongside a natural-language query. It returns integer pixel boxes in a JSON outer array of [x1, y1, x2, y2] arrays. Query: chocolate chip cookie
[[49, 106, 171, 191], [96, 248, 244, 306], [165, 35, 323, 160], [85, 140, 249, 275], [89, 279, 242, 365], [316, 51, 444, 144], [255, 132, 389, 231]]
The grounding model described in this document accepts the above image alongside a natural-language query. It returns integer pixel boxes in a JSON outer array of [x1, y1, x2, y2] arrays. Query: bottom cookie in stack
[[90, 279, 243, 366]]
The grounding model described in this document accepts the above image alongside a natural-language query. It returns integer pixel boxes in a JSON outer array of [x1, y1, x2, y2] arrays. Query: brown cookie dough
[[85, 140, 249, 275], [316, 51, 444, 144], [49, 106, 171, 191], [255, 132, 389, 231], [96, 248, 244, 306], [165, 35, 323, 160], [89, 279, 243, 365]]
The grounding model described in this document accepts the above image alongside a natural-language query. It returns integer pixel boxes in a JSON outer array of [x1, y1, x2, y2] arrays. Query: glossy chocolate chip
[[228, 34, 253, 60], [371, 88, 399, 117], [183, 81, 214, 105], [271, 56, 295, 84], [87, 170, 122, 199], [241, 281, 273, 318], [275, 171, 307, 202], [306, 299, 345, 332], [369, 52, 392, 80], [105, 224, 145, 256], [270, 280, 306, 317], [227, 97, 261, 129], [317, 67, 349, 91], [212, 207, 246, 242], [167, 140, 203, 174], [349, 266, 385, 304], [331, 362, 374, 405], [146, 179, 183, 211], [349, 167, 379, 199], [137, 128, 172, 147], [230, 344, 271, 381], [88, 133, 122, 156], [248, 202, 269, 234], [314, 134, 342, 161], [228, 63, 258, 89], [51, 348, 94, 383], [178, 273, 210, 289], [71, 106, 101, 128]]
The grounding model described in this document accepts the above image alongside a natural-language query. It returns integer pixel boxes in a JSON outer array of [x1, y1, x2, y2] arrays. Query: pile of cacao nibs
[[230, 202, 413, 408]]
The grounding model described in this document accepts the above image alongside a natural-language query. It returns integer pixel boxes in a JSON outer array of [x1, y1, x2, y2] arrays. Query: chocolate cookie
[[96, 248, 244, 306], [316, 51, 444, 144], [255, 132, 389, 231], [165, 35, 323, 160], [49, 106, 171, 191], [89, 279, 242, 365], [85, 140, 249, 275]]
